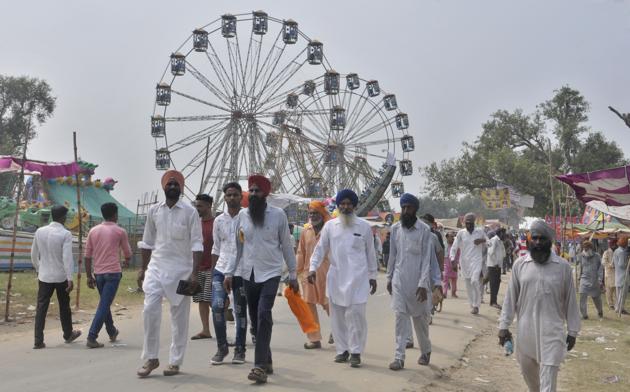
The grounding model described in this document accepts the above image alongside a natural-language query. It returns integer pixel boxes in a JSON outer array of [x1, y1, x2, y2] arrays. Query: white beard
[[339, 212, 356, 227]]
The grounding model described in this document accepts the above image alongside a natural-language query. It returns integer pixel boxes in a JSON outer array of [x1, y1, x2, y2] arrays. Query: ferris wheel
[[150, 11, 413, 213]]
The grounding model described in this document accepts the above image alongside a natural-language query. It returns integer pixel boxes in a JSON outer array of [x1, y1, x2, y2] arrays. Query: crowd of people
[[27, 169, 629, 390]]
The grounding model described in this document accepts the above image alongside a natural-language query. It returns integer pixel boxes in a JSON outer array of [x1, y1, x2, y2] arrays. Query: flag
[[556, 165, 630, 206]]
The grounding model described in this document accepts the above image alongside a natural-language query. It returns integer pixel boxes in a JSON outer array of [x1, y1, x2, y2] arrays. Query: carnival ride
[[150, 11, 414, 215]]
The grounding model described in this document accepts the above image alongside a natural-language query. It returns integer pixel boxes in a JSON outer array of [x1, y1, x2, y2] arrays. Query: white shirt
[[211, 211, 240, 275], [487, 236, 506, 268], [30, 222, 74, 283], [450, 227, 488, 279], [499, 253, 581, 366], [226, 205, 297, 283], [138, 200, 203, 304], [309, 216, 378, 306], [387, 219, 435, 316]]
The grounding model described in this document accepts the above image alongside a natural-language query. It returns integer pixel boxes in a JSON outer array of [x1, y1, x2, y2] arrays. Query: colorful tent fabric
[[46, 183, 135, 220], [0, 156, 79, 179], [556, 165, 630, 206]]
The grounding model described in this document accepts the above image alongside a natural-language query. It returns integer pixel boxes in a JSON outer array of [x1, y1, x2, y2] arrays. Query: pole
[[73, 132, 83, 309], [199, 136, 211, 195], [3, 120, 31, 322], [548, 139, 557, 234]]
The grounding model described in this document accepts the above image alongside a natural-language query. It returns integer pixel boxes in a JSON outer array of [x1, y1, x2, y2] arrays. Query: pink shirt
[[85, 221, 132, 274]]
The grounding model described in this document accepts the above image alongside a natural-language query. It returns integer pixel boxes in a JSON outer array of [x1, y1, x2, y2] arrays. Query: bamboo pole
[[3, 121, 30, 322], [73, 132, 83, 309]]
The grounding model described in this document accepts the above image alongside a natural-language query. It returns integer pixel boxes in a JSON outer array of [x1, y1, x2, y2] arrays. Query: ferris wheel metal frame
[[150, 11, 414, 214]]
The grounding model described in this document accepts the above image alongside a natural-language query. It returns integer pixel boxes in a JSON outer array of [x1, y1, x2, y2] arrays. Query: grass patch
[[0, 269, 144, 321]]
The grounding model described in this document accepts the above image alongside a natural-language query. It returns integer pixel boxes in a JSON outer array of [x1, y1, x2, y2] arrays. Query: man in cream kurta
[[309, 189, 378, 368], [386, 193, 436, 370], [601, 239, 617, 309], [450, 213, 488, 314], [137, 171, 204, 377], [499, 220, 580, 392]]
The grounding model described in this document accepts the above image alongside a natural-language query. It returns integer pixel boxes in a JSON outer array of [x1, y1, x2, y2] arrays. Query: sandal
[[191, 333, 212, 340], [304, 341, 321, 349], [247, 367, 267, 384]]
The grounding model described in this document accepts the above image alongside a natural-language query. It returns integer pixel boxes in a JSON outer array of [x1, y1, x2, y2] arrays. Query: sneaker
[[232, 347, 246, 364], [163, 365, 179, 376], [33, 342, 46, 349], [389, 359, 404, 371], [109, 328, 119, 342], [65, 330, 82, 343], [418, 352, 431, 366], [334, 351, 349, 363], [137, 359, 159, 378], [405, 341, 414, 349], [211, 346, 229, 365], [349, 354, 361, 368], [86, 339, 104, 349], [328, 333, 334, 345], [471, 307, 479, 315]]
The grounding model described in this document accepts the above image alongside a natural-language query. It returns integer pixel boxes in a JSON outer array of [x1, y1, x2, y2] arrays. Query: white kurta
[[450, 228, 487, 279], [309, 217, 378, 306], [387, 220, 435, 317], [499, 253, 581, 367]]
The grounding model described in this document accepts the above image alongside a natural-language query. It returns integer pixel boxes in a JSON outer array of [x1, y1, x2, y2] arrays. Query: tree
[[0, 75, 56, 156], [423, 87, 625, 216]]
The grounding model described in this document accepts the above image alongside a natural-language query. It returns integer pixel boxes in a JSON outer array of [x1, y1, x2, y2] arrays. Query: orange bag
[[284, 287, 319, 334]]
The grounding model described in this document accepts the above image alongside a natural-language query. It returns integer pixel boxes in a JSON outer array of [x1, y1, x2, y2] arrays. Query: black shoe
[[328, 333, 334, 344], [418, 352, 431, 366], [65, 330, 82, 343], [334, 351, 349, 363], [405, 341, 414, 349], [33, 342, 46, 349], [389, 359, 404, 370], [232, 347, 246, 364], [247, 367, 267, 384], [582, 315, 589, 320], [264, 363, 273, 374], [304, 341, 321, 349], [86, 339, 104, 349], [598, 312, 604, 319], [109, 328, 119, 342], [349, 354, 361, 368], [211, 346, 229, 365]]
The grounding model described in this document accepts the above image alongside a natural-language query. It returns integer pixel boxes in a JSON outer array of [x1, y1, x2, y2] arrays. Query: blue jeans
[[88, 272, 122, 341], [212, 270, 247, 349]]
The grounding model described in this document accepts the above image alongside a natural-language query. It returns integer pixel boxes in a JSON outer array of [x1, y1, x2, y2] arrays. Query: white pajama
[[330, 301, 367, 355], [517, 351, 559, 392], [395, 312, 430, 360], [141, 276, 191, 366], [464, 277, 481, 308]]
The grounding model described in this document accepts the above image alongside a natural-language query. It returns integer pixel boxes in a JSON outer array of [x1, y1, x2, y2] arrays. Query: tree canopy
[[0, 75, 56, 156], [423, 86, 626, 216]]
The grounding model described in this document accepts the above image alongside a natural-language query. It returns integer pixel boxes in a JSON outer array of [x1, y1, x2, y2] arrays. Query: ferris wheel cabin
[[156, 83, 171, 106], [170, 53, 186, 76], [396, 113, 409, 130], [283, 20, 299, 44], [324, 71, 340, 95], [193, 28, 209, 52], [252, 11, 268, 35], [401, 135, 415, 152], [151, 115, 165, 138], [303, 80, 316, 96], [346, 73, 360, 90], [391, 181, 405, 198], [399, 159, 413, 176], [366, 80, 380, 97], [221, 14, 237, 38], [155, 148, 171, 170], [330, 106, 346, 131], [307, 41, 323, 65], [383, 94, 398, 111]]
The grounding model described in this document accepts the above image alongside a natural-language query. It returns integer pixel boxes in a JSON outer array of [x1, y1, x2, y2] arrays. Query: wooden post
[[3, 123, 30, 322], [73, 132, 83, 309]]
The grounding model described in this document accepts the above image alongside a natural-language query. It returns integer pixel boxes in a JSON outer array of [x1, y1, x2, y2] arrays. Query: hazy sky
[[2, 0, 630, 209]]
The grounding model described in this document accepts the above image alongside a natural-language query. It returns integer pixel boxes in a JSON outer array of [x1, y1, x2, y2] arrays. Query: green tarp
[[46, 183, 135, 220]]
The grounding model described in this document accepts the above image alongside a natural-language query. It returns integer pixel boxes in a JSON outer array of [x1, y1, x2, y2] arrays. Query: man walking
[[296, 200, 332, 349], [224, 175, 298, 384], [613, 237, 629, 314], [576, 240, 604, 320], [84, 202, 132, 348], [450, 213, 487, 314], [487, 228, 506, 309], [136, 170, 203, 377], [210, 182, 247, 365], [602, 239, 617, 309], [190, 194, 215, 340], [499, 220, 581, 392], [31, 205, 82, 349], [308, 189, 378, 368], [443, 232, 459, 298], [386, 194, 437, 371]]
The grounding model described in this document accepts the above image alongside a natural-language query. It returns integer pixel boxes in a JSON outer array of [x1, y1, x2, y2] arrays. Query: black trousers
[[488, 266, 502, 305], [244, 271, 280, 369], [34, 280, 73, 345]]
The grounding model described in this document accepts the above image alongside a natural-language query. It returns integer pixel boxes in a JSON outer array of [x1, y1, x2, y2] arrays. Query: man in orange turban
[[161, 170, 185, 192], [296, 201, 332, 349], [247, 175, 271, 197]]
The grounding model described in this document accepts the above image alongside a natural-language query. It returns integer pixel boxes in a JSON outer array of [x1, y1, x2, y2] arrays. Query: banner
[[556, 165, 630, 206], [480, 187, 510, 210]]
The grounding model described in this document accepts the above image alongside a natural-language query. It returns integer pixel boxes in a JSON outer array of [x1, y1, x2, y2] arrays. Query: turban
[[161, 170, 184, 190], [464, 212, 476, 221], [400, 193, 419, 210], [248, 175, 271, 196], [529, 219, 555, 241], [336, 189, 358, 207], [309, 200, 331, 222], [241, 191, 249, 208]]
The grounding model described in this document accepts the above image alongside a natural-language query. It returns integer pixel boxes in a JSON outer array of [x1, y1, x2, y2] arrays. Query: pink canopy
[[0, 156, 79, 179], [556, 165, 630, 207]]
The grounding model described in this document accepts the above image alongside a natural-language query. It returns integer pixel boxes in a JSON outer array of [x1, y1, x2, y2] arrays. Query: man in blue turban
[[308, 188, 378, 368]]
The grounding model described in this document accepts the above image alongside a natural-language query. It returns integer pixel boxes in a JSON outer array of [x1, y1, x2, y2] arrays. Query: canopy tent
[[0, 156, 79, 179], [556, 165, 630, 206], [47, 182, 135, 221]]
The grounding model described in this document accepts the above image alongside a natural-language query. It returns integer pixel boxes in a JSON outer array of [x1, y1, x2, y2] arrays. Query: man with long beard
[[499, 220, 580, 392], [224, 174, 298, 384], [308, 189, 378, 368], [296, 200, 333, 349], [387, 194, 439, 370], [137, 170, 203, 377], [576, 240, 604, 320], [450, 213, 487, 314]]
